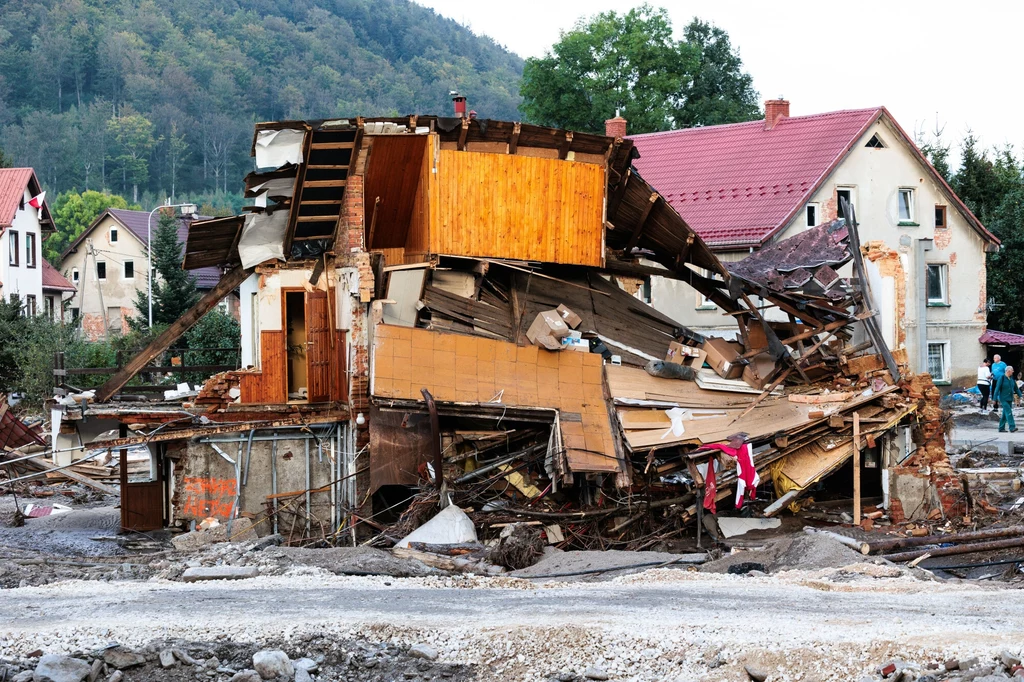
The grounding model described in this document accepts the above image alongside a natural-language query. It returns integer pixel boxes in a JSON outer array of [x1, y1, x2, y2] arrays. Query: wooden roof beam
[[509, 122, 520, 155], [624, 192, 658, 255], [559, 131, 573, 160], [457, 118, 470, 151]]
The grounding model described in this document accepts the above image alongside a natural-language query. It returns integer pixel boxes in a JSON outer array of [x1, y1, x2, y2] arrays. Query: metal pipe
[[241, 428, 255, 486], [271, 436, 279, 535], [304, 438, 311, 535], [197, 428, 335, 444], [347, 424, 357, 547], [0, 447, 111, 486], [453, 445, 546, 484]]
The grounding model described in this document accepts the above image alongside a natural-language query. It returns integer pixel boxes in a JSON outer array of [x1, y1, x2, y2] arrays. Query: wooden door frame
[[281, 287, 337, 403]]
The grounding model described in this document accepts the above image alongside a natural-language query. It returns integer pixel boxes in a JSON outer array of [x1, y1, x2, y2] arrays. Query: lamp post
[[148, 201, 198, 328]]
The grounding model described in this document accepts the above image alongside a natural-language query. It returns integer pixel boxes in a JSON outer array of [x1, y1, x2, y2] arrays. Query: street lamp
[[148, 201, 198, 328]]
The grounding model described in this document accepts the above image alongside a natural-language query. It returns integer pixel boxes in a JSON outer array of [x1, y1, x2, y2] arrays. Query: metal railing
[[53, 347, 242, 397]]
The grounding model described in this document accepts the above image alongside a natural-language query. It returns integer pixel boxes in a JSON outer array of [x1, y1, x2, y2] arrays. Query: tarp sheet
[[237, 211, 288, 268], [254, 129, 305, 169]]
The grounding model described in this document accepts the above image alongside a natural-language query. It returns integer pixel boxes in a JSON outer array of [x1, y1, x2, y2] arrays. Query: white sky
[[415, 0, 1022, 164]]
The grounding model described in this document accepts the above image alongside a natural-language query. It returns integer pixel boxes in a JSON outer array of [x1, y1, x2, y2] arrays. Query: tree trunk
[[133, 183, 138, 204]]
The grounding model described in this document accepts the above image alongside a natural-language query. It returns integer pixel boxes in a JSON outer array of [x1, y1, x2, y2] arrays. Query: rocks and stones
[[294, 669, 312, 682], [745, 664, 769, 682], [0, 507, 25, 528], [1003, 652, 1023, 669], [158, 650, 176, 668], [32, 655, 93, 682], [87, 659, 103, 682], [106, 673, 122, 682], [251, 650, 293, 680], [960, 658, 981, 671], [292, 658, 318, 672], [172, 649, 200, 666], [228, 672, 261, 682], [584, 667, 610, 680], [181, 566, 259, 582], [408, 644, 438, 661], [12, 671, 34, 682], [100, 648, 146, 671], [250, 534, 285, 552]]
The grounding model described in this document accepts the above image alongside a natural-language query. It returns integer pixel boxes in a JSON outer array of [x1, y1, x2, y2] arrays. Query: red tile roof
[[979, 329, 1024, 346], [0, 168, 38, 228], [629, 108, 882, 248], [41, 260, 76, 292]]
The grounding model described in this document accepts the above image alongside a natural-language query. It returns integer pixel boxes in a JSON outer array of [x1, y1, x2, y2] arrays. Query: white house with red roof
[[624, 100, 1000, 387], [0, 168, 58, 317], [59, 208, 239, 340]]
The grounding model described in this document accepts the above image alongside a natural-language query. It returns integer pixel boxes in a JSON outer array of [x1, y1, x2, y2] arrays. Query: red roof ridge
[[628, 107, 884, 140]]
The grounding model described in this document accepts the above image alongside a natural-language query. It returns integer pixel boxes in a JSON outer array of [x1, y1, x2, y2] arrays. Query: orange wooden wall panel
[[239, 330, 287, 404], [372, 324, 618, 473], [428, 150, 605, 266]]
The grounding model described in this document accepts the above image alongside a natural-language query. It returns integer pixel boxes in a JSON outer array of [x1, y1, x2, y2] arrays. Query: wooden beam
[[457, 118, 469, 151], [674, 233, 695, 270], [559, 131, 573, 160], [284, 125, 314, 259], [509, 122, 520, 154], [94, 265, 254, 402], [302, 180, 347, 188], [309, 142, 354, 150], [853, 411, 862, 524], [607, 169, 632, 218], [624, 193, 658, 255]]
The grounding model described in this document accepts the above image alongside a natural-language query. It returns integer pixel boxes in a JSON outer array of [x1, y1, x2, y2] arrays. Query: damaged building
[[33, 105, 962, 548]]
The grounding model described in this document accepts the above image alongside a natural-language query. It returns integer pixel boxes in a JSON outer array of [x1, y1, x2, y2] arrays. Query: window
[[695, 268, 717, 310], [70, 307, 80, 322], [110, 227, 118, 243], [24, 295, 36, 316], [898, 188, 915, 223], [805, 203, 819, 228], [865, 134, 886, 148], [45, 296, 54, 319], [935, 205, 947, 228], [123, 260, 134, 279], [926, 263, 948, 305], [71, 267, 80, 283], [96, 261, 106, 280], [25, 232, 36, 268], [927, 341, 950, 383], [836, 188, 855, 220], [8, 230, 18, 266]]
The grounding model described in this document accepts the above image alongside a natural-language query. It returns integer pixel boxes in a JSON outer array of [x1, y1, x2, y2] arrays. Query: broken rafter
[[624, 192, 659, 255], [559, 131, 573, 160], [94, 265, 254, 402], [283, 125, 314, 258], [509, 122, 521, 155], [457, 118, 470, 151]]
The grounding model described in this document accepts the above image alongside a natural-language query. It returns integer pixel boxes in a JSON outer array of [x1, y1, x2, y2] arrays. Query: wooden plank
[[853, 411, 861, 524], [94, 265, 254, 402], [30, 455, 119, 496], [310, 142, 354, 150], [302, 180, 347, 188], [296, 215, 337, 223]]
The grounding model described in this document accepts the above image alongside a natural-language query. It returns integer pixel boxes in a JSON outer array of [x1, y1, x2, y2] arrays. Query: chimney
[[451, 91, 467, 118], [764, 98, 789, 130], [605, 110, 627, 139]]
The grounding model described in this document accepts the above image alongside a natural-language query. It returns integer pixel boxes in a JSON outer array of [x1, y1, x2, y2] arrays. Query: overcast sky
[[415, 0, 1021, 165]]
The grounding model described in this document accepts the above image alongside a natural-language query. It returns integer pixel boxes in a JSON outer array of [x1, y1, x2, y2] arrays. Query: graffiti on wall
[[180, 476, 236, 519]]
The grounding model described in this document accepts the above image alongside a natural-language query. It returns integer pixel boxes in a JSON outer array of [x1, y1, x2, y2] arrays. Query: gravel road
[[2, 569, 1021, 681]]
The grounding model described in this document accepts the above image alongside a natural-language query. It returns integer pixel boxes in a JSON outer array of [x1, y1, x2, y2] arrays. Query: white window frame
[[836, 186, 856, 220], [694, 267, 717, 310], [24, 294, 36, 316], [123, 259, 134, 279], [926, 263, 948, 306], [110, 227, 118, 243], [927, 340, 951, 383], [805, 203, 819, 228], [898, 188, 915, 223], [96, 260, 107, 280], [71, 267, 79, 283]]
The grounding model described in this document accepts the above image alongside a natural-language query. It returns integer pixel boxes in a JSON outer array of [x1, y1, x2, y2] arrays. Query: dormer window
[[865, 134, 886, 149]]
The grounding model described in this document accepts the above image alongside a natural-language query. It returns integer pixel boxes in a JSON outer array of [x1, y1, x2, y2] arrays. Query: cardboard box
[[702, 337, 744, 379], [742, 351, 777, 389], [556, 304, 583, 329], [746, 323, 768, 353], [561, 338, 590, 352], [527, 310, 570, 350], [666, 342, 707, 369]]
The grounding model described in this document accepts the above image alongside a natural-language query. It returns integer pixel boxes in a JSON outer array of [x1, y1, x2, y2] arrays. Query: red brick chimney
[[605, 111, 627, 139], [764, 98, 789, 130]]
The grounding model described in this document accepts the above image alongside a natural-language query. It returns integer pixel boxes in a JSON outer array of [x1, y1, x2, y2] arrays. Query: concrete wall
[[649, 117, 991, 387], [0, 188, 44, 308]]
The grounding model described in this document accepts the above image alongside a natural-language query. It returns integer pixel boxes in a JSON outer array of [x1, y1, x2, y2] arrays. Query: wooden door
[[305, 290, 332, 403]]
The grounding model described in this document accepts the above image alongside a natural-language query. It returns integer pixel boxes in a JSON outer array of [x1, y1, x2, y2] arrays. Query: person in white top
[[977, 358, 992, 411]]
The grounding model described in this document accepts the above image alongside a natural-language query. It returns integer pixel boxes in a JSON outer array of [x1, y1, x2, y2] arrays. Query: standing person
[[977, 359, 993, 410], [995, 365, 1021, 432], [991, 354, 1007, 413]]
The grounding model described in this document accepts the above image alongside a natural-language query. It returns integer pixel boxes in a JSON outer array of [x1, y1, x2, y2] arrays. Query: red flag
[[27, 192, 45, 209]]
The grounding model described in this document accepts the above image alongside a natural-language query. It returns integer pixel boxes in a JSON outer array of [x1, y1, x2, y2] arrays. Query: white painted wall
[[0, 188, 44, 308], [649, 116, 991, 387]]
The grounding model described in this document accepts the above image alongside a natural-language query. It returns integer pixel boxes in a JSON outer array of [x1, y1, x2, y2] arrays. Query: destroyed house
[[39, 111, 959, 547]]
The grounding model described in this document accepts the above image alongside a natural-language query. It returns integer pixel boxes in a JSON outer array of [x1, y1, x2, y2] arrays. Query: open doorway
[[285, 291, 307, 402]]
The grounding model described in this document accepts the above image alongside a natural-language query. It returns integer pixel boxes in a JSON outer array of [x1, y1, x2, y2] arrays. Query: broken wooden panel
[[430, 151, 605, 267], [238, 330, 287, 404], [305, 289, 333, 403], [183, 215, 245, 270], [372, 324, 619, 473], [364, 135, 430, 250], [421, 283, 512, 340], [369, 406, 432, 492]]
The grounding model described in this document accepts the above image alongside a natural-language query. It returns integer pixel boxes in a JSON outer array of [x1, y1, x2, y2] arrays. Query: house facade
[[0, 168, 56, 316], [628, 101, 999, 388], [59, 208, 239, 340]]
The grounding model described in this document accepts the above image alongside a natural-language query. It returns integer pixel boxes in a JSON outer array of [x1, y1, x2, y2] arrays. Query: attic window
[[865, 134, 886, 149], [110, 227, 118, 243]]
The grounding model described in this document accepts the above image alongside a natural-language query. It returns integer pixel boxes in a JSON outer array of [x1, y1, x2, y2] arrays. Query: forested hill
[[0, 0, 524, 208]]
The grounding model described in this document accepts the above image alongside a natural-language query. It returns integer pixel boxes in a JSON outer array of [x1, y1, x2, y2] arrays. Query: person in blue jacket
[[994, 365, 1021, 432]]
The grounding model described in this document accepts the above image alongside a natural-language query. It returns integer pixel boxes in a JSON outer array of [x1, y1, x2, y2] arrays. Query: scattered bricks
[[878, 661, 897, 676]]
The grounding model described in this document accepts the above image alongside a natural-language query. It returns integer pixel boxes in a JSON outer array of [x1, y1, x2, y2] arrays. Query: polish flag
[[27, 192, 45, 209]]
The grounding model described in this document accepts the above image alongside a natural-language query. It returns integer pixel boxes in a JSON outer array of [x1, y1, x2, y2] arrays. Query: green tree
[[519, 7, 758, 134], [952, 134, 1015, 223], [133, 210, 199, 327], [183, 310, 241, 384], [47, 189, 133, 265], [986, 186, 1024, 333], [0, 296, 23, 393], [107, 107, 158, 203]]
